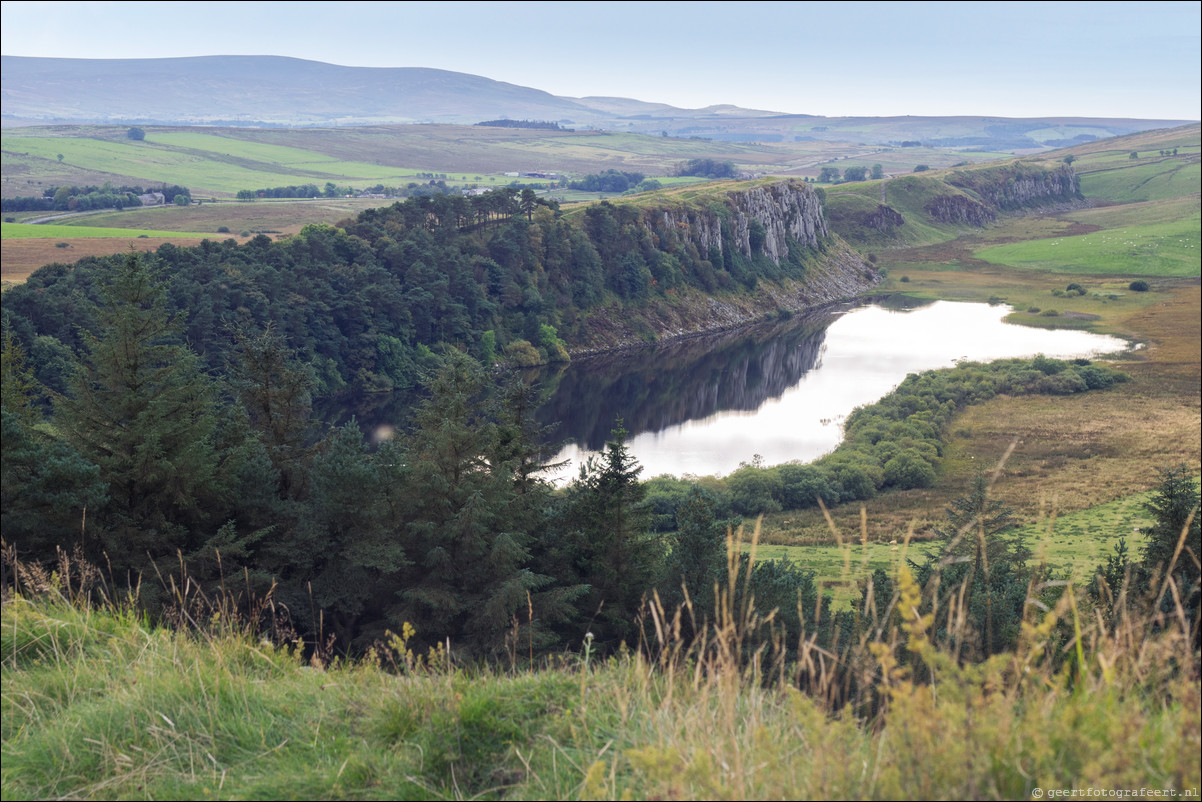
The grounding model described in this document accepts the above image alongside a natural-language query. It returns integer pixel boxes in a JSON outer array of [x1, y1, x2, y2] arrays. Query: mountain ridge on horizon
[[2, 54, 1193, 149]]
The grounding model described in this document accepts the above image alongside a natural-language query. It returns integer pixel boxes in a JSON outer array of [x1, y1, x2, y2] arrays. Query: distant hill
[[0, 55, 603, 126], [2, 56, 1194, 152]]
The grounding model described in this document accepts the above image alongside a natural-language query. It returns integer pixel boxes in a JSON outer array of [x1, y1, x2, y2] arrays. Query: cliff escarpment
[[571, 179, 876, 351], [7, 180, 876, 400], [825, 161, 1083, 247], [924, 194, 996, 226], [946, 162, 1081, 210]]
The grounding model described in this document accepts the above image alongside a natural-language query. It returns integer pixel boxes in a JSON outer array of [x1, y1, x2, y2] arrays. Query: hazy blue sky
[[2, 1, 1199, 119]]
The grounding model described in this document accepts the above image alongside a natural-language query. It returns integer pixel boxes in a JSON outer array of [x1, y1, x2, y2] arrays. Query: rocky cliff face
[[925, 194, 996, 226], [572, 179, 876, 353], [657, 179, 828, 264], [575, 244, 878, 353], [948, 163, 1081, 211]]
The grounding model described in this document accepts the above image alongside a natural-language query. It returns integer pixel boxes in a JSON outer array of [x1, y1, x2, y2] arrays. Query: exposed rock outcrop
[[575, 244, 878, 353], [657, 179, 828, 264], [925, 194, 996, 226], [862, 204, 905, 232], [571, 180, 878, 353], [948, 163, 1081, 211]]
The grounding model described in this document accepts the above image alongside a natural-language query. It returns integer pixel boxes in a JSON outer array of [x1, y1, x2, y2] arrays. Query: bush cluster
[[645, 356, 1128, 519]]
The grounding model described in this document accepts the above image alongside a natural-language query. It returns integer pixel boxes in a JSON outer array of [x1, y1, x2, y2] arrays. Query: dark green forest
[[1, 186, 1195, 665], [3, 185, 823, 401]]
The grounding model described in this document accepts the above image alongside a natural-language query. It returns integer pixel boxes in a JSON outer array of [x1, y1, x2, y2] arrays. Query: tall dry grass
[[2, 495, 1198, 800]]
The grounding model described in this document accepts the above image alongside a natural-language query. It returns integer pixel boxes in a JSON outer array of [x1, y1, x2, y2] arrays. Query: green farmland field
[[1, 221, 213, 239], [749, 485, 1163, 607], [1079, 159, 1201, 203], [3, 135, 336, 196], [974, 214, 1201, 276]]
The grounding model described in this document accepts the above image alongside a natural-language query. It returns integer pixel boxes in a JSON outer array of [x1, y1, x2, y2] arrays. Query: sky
[[2, 0, 1199, 120]]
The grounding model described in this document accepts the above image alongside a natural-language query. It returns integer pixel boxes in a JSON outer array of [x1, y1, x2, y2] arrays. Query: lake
[[536, 299, 1132, 480]]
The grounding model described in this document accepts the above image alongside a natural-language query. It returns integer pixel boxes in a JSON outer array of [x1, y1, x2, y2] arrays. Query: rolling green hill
[[2, 123, 1007, 200]]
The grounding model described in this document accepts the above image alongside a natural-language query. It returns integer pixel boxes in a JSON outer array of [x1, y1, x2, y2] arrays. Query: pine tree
[[226, 323, 317, 499], [396, 350, 549, 656], [1140, 465, 1200, 633], [1, 329, 41, 426], [663, 486, 726, 610], [562, 421, 662, 647], [54, 254, 238, 569], [917, 472, 1032, 658], [293, 420, 402, 648]]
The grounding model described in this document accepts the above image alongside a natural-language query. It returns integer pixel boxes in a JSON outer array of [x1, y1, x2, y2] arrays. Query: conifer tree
[[561, 421, 662, 647], [226, 323, 317, 499], [54, 253, 240, 569], [294, 420, 402, 648], [663, 486, 726, 610], [916, 472, 1032, 657], [2, 329, 107, 560], [1140, 465, 1200, 634], [396, 350, 549, 655]]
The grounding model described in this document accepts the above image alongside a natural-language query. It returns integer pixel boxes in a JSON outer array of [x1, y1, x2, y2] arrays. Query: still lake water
[[536, 300, 1131, 481]]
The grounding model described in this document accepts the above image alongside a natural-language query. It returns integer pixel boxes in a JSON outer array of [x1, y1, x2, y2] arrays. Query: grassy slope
[[3, 590, 1196, 801], [973, 209, 1200, 276]]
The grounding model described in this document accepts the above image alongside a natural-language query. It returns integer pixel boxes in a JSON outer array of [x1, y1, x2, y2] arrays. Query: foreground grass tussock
[[3, 581, 1197, 801]]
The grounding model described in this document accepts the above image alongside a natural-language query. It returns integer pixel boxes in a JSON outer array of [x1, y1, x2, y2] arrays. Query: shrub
[[1030, 355, 1064, 375], [1027, 306, 1040, 313], [727, 466, 783, 515], [1035, 370, 1088, 394], [883, 449, 937, 489], [503, 339, 542, 367], [643, 475, 695, 532], [774, 463, 837, 509], [899, 275, 910, 283], [217, 226, 230, 233], [830, 461, 879, 502], [1040, 309, 1059, 317], [1128, 280, 1150, 292]]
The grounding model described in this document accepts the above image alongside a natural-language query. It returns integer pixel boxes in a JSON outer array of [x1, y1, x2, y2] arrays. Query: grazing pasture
[[973, 213, 1201, 276], [1, 221, 212, 238]]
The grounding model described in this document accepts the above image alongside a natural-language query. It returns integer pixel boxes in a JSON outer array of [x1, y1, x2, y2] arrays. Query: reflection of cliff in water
[[535, 310, 836, 451]]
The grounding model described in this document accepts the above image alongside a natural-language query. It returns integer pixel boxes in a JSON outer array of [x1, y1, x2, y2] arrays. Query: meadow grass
[[2, 134, 459, 196], [752, 487, 1162, 603], [3, 135, 330, 196], [1079, 160, 1201, 203], [45, 198, 389, 234], [150, 131, 349, 165], [1064, 194, 1201, 228], [3, 537, 1197, 801], [973, 214, 1201, 276], [1, 221, 215, 239]]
